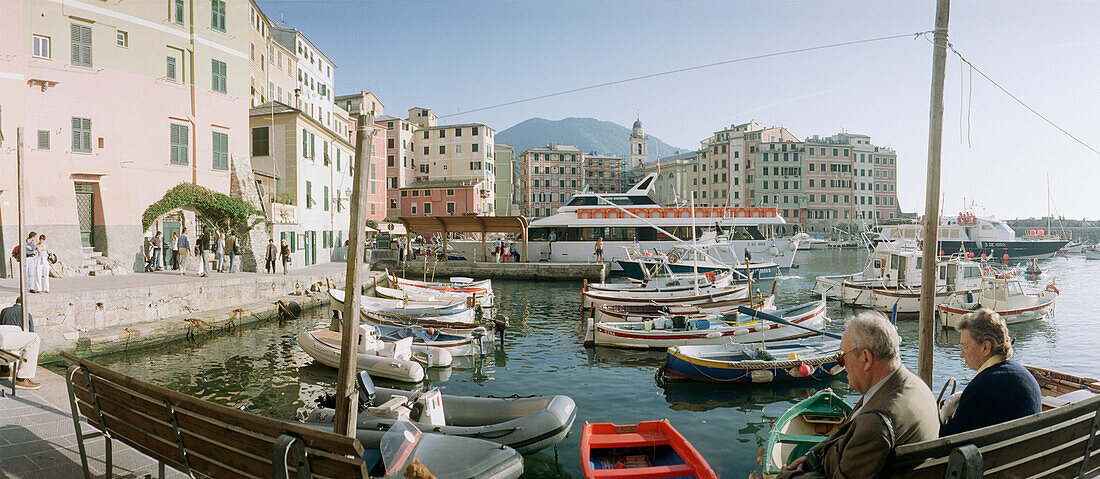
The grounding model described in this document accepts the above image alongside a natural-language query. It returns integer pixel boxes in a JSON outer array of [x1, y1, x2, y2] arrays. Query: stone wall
[[229, 155, 270, 272]]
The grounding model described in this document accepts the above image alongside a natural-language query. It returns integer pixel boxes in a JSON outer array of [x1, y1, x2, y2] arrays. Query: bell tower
[[629, 118, 647, 168]]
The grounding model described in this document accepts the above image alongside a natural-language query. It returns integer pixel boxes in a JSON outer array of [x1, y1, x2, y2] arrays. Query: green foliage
[[274, 191, 296, 205], [365, 219, 378, 230], [143, 183, 265, 233]]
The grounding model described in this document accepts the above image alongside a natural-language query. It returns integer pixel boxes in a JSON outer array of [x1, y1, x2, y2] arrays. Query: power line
[[437, 31, 932, 119], [947, 44, 1100, 157]]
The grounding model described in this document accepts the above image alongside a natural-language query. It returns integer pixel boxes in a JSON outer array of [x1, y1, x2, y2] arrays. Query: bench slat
[[1024, 446, 1100, 479], [982, 413, 1095, 476]]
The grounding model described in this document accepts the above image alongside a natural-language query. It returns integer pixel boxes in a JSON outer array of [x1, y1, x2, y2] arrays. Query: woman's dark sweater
[[941, 359, 1042, 437]]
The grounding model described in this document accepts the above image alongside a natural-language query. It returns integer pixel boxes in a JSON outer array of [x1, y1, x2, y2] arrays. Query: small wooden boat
[[298, 328, 427, 383], [330, 289, 478, 324], [587, 300, 826, 350], [760, 389, 852, 478], [361, 309, 490, 337], [586, 270, 734, 293], [307, 372, 577, 455], [661, 339, 843, 383], [937, 277, 1059, 329], [371, 323, 487, 357], [582, 283, 749, 311], [380, 283, 494, 308], [390, 271, 493, 293], [593, 284, 775, 323], [580, 419, 716, 479]]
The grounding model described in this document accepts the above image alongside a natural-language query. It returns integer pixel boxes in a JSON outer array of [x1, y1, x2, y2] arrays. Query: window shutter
[[81, 25, 92, 66], [37, 130, 49, 150], [81, 118, 91, 151], [70, 24, 81, 65], [72, 117, 81, 151]]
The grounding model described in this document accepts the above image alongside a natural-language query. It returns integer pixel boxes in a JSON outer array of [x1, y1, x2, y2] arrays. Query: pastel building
[[373, 114, 418, 219], [248, 0, 296, 107], [0, 0, 249, 275], [584, 153, 629, 194], [333, 92, 388, 222], [518, 143, 585, 218], [398, 179, 492, 217], [415, 122, 496, 215], [493, 144, 517, 217], [272, 27, 335, 131]]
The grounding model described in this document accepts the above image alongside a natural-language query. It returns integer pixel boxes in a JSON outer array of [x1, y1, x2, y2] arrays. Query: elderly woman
[[940, 308, 1042, 436]]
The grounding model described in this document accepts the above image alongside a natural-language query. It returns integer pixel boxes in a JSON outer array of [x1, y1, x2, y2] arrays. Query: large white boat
[[450, 173, 802, 271], [868, 212, 1067, 260]]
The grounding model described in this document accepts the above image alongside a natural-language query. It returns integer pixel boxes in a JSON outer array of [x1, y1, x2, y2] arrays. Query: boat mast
[[918, 0, 952, 387]]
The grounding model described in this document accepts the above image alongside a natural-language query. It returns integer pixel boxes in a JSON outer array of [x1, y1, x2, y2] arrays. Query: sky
[[257, 1, 1100, 220]]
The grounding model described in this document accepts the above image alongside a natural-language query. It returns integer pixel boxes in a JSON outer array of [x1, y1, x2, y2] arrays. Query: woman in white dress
[[35, 234, 50, 293]]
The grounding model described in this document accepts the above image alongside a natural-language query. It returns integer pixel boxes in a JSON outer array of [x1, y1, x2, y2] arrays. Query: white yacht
[[466, 173, 801, 271], [868, 212, 1067, 260]]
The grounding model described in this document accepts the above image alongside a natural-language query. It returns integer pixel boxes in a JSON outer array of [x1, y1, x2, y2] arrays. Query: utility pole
[[333, 110, 376, 437], [16, 128, 29, 331], [918, 0, 951, 387]]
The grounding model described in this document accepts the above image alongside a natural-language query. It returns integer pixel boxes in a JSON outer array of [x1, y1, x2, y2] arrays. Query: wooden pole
[[17, 128, 29, 331], [918, 0, 951, 387], [333, 111, 375, 437]]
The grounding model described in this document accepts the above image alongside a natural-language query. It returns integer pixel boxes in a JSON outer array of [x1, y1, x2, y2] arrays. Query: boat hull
[[938, 294, 1058, 329], [581, 420, 717, 479], [297, 330, 426, 383], [919, 240, 1067, 260], [762, 389, 852, 478], [582, 284, 748, 311], [662, 340, 844, 383]]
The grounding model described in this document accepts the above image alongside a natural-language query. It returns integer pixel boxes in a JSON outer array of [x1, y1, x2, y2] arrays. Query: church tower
[[629, 118, 647, 168]]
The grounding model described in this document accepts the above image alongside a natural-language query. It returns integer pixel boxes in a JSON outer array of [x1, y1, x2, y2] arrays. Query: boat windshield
[[565, 195, 657, 206]]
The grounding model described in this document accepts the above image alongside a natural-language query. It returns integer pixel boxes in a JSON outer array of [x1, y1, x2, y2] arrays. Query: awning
[[399, 216, 528, 235], [376, 222, 406, 235]]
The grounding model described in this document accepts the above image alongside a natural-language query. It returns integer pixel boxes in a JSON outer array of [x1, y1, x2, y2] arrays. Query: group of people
[[264, 238, 293, 275], [492, 239, 521, 262], [143, 229, 246, 276], [778, 308, 1041, 478], [11, 232, 52, 293]]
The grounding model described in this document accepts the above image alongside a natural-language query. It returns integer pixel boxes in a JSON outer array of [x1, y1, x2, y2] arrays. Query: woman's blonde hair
[[958, 308, 1012, 358]]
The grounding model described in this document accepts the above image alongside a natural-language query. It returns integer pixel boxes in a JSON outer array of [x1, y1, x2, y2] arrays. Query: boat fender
[[705, 332, 721, 339], [733, 328, 749, 336], [798, 363, 813, 377], [751, 370, 774, 383], [829, 365, 845, 376], [769, 246, 780, 256], [788, 353, 799, 360], [789, 242, 798, 251]]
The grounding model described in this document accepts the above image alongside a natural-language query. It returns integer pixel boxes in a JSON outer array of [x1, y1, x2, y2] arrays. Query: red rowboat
[[581, 419, 717, 479]]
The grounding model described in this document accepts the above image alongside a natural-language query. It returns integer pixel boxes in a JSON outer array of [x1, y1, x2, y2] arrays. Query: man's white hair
[[847, 311, 901, 365]]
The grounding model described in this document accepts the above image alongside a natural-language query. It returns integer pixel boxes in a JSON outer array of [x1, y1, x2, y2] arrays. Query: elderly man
[[0, 298, 41, 390], [780, 312, 939, 478]]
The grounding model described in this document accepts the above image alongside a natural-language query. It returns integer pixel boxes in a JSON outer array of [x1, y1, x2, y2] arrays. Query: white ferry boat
[[458, 174, 801, 272]]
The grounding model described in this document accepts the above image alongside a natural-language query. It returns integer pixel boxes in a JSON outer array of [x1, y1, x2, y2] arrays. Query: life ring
[[1046, 284, 1060, 295], [668, 253, 680, 263]]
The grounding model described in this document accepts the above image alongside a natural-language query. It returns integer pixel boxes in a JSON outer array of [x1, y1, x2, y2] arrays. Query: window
[[446, 202, 455, 214], [471, 126, 479, 135], [411, 204, 417, 214], [33, 35, 50, 59], [211, 0, 226, 32], [174, 0, 185, 24], [422, 131, 428, 139], [70, 23, 92, 67], [471, 143, 478, 153], [170, 124, 188, 164], [446, 189, 455, 196], [116, 30, 128, 47], [387, 138, 395, 148], [212, 131, 228, 170], [387, 155, 395, 167], [166, 56, 178, 81], [455, 145, 462, 154], [455, 128, 462, 137], [439, 129, 446, 138], [324, 186, 329, 211], [72, 117, 91, 152], [37, 130, 50, 150], [305, 181, 313, 208], [211, 59, 227, 93], [439, 145, 445, 154], [423, 202, 431, 214], [423, 146, 428, 155]]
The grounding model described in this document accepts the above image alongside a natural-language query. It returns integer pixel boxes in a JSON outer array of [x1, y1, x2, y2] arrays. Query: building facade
[[373, 114, 419, 219], [271, 27, 335, 131], [332, 92, 387, 222], [398, 179, 491, 217], [584, 153, 629, 194], [493, 144, 517, 216], [517, 144, 585, 218], [0, 0, 250, 274], [415, 122, 496, 215], [248, 0, 296, 108]]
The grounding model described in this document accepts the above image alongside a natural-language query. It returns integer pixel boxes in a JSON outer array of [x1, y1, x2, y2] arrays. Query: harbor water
[[71, 250, 1100, 478]]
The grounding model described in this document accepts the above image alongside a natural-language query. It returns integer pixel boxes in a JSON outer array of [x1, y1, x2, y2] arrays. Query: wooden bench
[[61, 351, 370, 479], [882, 393, 1100, 478], [0, 347, 22, 397]]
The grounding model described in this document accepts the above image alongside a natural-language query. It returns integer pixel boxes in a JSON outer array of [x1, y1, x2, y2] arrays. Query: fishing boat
[[582, 282, 749, 311], [1085, 248, 1100, 260], [759, 389, 852, 479], [661, 339, 843, 383], [330, 289, 478, 324], [376, 283, 493, 308], [580, 419, 717, 479], [593, 291, 775, 323], [298, 328, 428, 383], [360, 309, 492, 339], [586, 300, 827, 350], [937, 277, 1059, 329], [616, 244, 780, 281], [306, 372, 576, 455], [587, 269, 734, 293], [868, 213, 1068, 259], [846, 257, 984, 317], [793, 233, 828, 250], [389, 271, 493, 293], [814, 240, 921, 301]]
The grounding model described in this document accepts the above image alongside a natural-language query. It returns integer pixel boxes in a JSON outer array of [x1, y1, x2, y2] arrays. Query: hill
[[495, 117, 689, 161]]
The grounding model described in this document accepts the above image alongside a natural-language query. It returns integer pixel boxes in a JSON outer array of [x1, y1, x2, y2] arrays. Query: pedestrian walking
[[153, 231, 164, 270], [35, 234, 50, 293], [280, 238, 291, 275], [215, 232, 226, 272], [143, 235, 156, 272], [227, 232, 239, 273], [171, 231, 180, 270], [177, 228, 191, 275], [265, 238, 277, 274], [22, 232, 39, 293], [197, 230, 211, 276]]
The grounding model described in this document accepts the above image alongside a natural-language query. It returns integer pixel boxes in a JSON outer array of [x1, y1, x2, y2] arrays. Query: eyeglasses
[[837, 347, 861, 368]]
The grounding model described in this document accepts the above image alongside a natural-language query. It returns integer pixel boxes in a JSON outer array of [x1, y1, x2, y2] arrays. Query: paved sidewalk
[[0, 367, 186, 478], [0, 262, 348, 304]]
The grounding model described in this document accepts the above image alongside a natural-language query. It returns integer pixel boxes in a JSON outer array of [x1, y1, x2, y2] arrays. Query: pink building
[[377, 115, 418, 219], [398, 179, 491, 217], [335, 92, 388, 222], [0, 0, 250, 275]]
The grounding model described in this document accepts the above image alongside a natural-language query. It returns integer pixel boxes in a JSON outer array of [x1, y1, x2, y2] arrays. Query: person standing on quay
[[170, 231, 180, 270], [215, 231, 225, 272], [197, 230, 211, 276], [23, 232, 38, 293], [280, 238, 292, 275], [35, 234, 50, 293], [594, 237, 604, 263], [226, 232, 239, 273], [153, 231, 164, 270], [177, 228, 191, 275], [265, 238, 278, 274]]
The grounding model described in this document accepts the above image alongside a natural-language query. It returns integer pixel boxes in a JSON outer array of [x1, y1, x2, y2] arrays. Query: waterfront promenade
[[0, 367, 186, 478]]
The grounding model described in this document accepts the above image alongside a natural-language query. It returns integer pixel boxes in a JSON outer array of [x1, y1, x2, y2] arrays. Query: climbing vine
[[142, 183, 265, 233]]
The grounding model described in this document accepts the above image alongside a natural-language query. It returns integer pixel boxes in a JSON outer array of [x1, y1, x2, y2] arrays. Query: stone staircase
[[80, 246, 110, 276]]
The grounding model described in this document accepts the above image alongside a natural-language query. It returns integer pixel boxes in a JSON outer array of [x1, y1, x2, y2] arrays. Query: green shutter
[[211, 0, 226, 32], [37, 130, 49, 150], [70, 24, 91, 67], [306, 181, 312, 208], [211, 59, 226, 93], [302, 129, 308, 157], [324, 186, 329, 211], [166, 56, 176, 80], [170, 124, 189, 165], [175, 0, 184, 24], [212, 131, 228, 170]]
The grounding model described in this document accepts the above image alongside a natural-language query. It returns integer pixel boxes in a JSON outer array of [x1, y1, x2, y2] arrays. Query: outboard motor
[[356, 371, 376, 408]]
